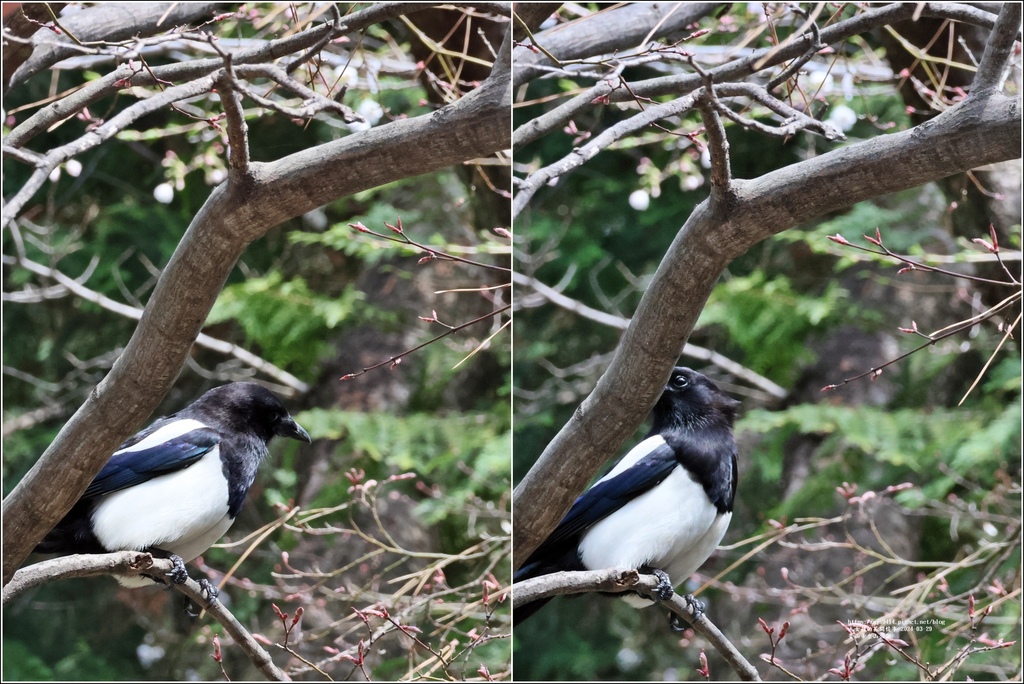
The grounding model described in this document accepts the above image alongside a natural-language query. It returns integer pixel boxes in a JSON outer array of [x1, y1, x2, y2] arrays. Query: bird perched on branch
[[36, 382, 311, 596], [514, 366, 739, 625]]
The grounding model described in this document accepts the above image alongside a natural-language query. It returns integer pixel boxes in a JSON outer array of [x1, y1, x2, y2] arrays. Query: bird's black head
[[190, 382, 312, 445], [651, 367, 740, 433]]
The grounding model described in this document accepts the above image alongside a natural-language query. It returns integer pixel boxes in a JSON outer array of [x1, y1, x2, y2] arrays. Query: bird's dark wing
[[528, 442, 680, 564], [83, 426, 221, 498]]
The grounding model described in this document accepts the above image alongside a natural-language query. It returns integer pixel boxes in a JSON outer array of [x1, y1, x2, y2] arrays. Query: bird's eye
[[673, 375, 689, 389]]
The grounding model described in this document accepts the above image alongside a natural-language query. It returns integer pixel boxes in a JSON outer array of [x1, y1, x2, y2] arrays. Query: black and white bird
[[36, 382, 311, 591], [514, 367, 739, 624]]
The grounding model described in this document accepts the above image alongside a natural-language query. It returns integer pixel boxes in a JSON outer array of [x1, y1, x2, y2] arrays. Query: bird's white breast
[[90, 443, 233, 566], [578, 460, 730, 602]]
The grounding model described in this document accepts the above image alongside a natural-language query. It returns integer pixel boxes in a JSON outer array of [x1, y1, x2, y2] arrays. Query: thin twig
[[340, 304, 511, 380]]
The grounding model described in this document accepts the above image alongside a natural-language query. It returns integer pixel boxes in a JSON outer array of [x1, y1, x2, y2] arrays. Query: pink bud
[[211, 635, 223, 663]]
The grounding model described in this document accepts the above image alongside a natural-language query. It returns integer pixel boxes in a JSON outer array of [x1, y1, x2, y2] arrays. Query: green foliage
[[773, 191, 951, 271], [207, 271, 363, 375], [699, 273, 848, 384], [2, 640, 54, 680], [290, 203, 425, 262], [739, 397, 1022, 517], [295, 406, 510, 523]]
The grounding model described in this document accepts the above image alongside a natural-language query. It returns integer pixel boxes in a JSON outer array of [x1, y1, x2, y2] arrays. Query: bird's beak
[[277, 416, 312, 443]]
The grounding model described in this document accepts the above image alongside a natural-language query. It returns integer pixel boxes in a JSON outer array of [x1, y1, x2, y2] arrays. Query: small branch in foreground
[[3, 552, 287, 681], [512, 568, 761, 681], [829, 228, 1019, 288], [822, 228, 1022, 394], [340, 304, 511, 380], [349, 218, 510, 273]]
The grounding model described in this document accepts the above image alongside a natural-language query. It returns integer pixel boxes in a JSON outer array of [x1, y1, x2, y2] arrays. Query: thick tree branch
[[972, 2, 1022, 93], [513, 89, 1021, 568], [513, 3, 719, 88], [512, 568, 761, 681], [3, 553, 287, 680]]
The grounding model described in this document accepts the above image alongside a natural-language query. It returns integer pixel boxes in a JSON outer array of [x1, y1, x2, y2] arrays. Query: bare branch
[[513, 3, 720, 88], [233, 64, 362, 123], [714, 82, 844, 141], [765, 4, 825, 92], [512, 568, 761, 681], [3, 71, 220, 226], [690, 60, 731, 198], [971, 2, 1022, 93], [5, 3, 223, 92], [3, 552, 287, 680], [208, 37, 251, 173], [4, 3, 432, 149], [341, 305, 510, 380], [513, 90, 701, 217], [513, 3, 1009, 150]]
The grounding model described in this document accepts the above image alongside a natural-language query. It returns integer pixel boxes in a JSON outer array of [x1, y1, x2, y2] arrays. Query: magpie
[[36, 382, 311, 594], [514, 367, 739, 625]]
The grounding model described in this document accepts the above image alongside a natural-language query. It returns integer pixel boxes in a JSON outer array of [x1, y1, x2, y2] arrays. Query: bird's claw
[[669, 612, 689, 631], [166, 554, 190, 585], [651, 568, 674, 601], [198, 578, 219, 602], [683, 593, 705, 621], [183, 579, 219, 617]]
